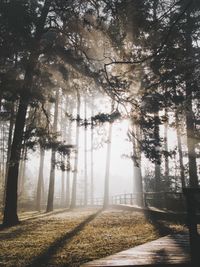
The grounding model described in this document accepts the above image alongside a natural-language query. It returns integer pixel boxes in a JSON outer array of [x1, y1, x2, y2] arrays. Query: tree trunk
[[90, 103, 94, 205], [61, 170, 65, 208], [185, 86, 198, 187], [60, 101, 66, 208], [1, 122, 6, 186], [3, 99, 28, 226], [132, 123, 144, 207], [3, 0, 51, 226], [46, 89, 59, 212], [66, 118, 72, 208], [164, 108, 170, 190], [84, 97, 88, 206], [185, 9, 198, 187], [155, 164, 161, 191], [185, 97, 198, 186], [46, 132, 56, 213], [70, 88, 80, 209], [18, 147, 27, 197], [3, 103, 15, 209], [133, 166, 143, 205], [103, 121, 113, 209], [154, 113, 161, 192], [36, 146, 45, 211], [175, 112, 186, 189], [66, 163, 70, 207]]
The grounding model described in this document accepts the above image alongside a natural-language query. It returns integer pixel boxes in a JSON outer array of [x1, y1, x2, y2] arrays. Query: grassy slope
[[0, 208, 185, 267]]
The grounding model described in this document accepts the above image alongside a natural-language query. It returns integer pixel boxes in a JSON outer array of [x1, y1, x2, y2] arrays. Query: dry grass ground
[[0, 208, 186, 267]]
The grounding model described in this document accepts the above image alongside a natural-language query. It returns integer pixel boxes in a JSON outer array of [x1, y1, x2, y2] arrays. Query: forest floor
[[0, 208, 186, 267]]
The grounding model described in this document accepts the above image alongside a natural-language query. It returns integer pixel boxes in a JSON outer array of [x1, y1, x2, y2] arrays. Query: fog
[[24, 117, 133, 203]]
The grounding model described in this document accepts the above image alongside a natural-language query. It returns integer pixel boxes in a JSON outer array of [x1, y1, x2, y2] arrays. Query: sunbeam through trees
[[0, 0, 200, 266]]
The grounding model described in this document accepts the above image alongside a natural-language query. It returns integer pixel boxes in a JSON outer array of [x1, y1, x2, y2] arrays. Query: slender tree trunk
[[1, 122, 6, 184], [0, 123, 3, 188], [70, 89, 80, 209], [172, 80, 186, 189], [18, 160, 23, 194], [84, 97, 88, 206], [41, 168, 45, 204], [46, 144, 56, 212], [0, 121, 6, 193], [90, 103, 94, 205], [61, 170, 65, 208], [183, 9, 198, 187], [151, 0, 161, 192], [0, 122, 4, 200], [66, 118, 72, 208], [46, 89, 59, 212], [155, 165, 161, 191], [132, 123, 144, 207], [133, 165, 143, 206], [103, 121, 113, 209], [66, 155, 70, 207], [36, 146, 45, 211], [185, 95, 198, 187], [19, 159, 26, 197], [60, 101, 66, 208], [3, 0, 51, 226], [185, 101, 198, 186], [175, 113, 186, 189], [154, 113, 161, 192], [164, 108, 169, 190], [18, 147, 27, 197]]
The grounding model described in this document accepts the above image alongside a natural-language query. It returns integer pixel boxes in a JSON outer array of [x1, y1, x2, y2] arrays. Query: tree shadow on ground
[[150, 248, 190, 267], [25, 210, 101, 267], [0, 208, 97, 241], [111, 204, 191, 265], [0, 209, 72, 240], [144, 209, 190, 258], [144, 208, 187, 235], [0, 208, 70, 228]]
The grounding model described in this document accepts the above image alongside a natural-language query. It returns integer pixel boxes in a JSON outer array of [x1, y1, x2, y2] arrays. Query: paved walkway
[[82, 234, 191, 266]]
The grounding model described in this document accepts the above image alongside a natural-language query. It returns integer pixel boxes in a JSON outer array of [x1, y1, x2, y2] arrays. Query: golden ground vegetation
[[0, 208, 186, 267]]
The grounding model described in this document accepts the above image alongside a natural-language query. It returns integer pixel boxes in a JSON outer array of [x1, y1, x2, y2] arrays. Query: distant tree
[[46, 89, 59, 212], [36, 146, 45, 211], [175, 112, 186, 188], [65, 97, 73, 208], [128, 112, 144, 207], [103, 119, 113, 209], [83, 96, 88, 206], [70, 87, 81, 209], [163, 108, 169, 188], [90, 97, 95, 205]]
